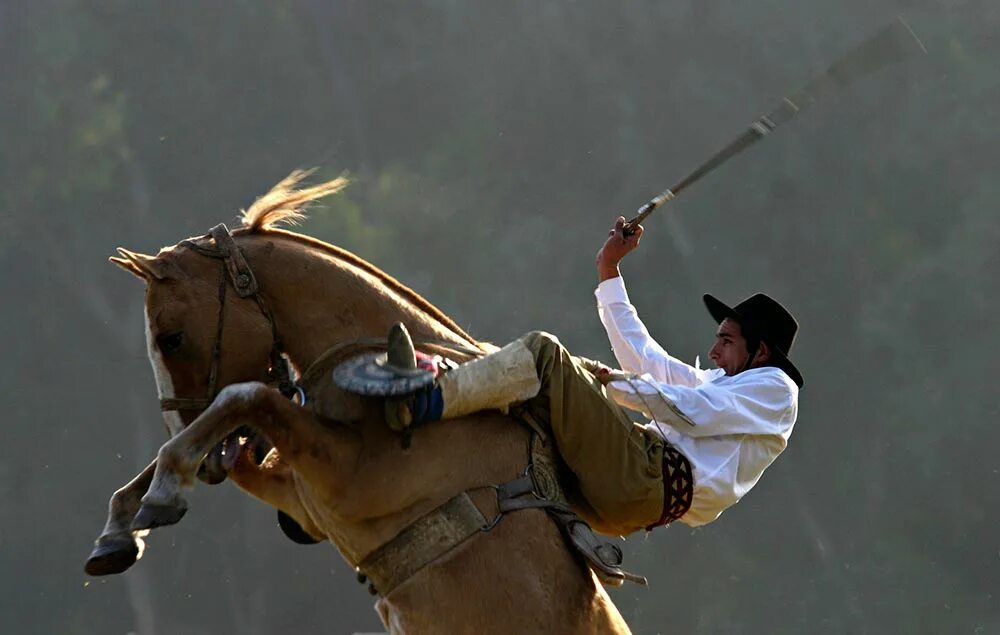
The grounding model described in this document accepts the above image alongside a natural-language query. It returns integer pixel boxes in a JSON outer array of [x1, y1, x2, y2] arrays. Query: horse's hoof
[[131, 501, 188, 530], [85, 535, 139, 576]]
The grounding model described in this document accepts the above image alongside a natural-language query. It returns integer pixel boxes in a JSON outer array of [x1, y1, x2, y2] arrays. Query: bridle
[[158, 223, 296, 413]]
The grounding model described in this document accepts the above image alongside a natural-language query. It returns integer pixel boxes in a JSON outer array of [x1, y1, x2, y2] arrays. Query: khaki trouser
[[518, 331, 665, 536]]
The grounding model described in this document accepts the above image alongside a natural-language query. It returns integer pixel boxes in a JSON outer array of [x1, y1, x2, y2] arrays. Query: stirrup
[[548, 509, 648, 587]]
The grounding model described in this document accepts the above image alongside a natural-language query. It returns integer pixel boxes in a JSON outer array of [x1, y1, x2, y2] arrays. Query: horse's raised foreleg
[[132, 382, 341, 534], [85, 459, 156, 575]]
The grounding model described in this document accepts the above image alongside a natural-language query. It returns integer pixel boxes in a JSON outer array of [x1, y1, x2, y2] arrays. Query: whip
[[624, 16, 926, 235]]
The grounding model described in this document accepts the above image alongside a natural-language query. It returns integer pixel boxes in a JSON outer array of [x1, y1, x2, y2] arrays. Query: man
[[349, 216, 801, 536]]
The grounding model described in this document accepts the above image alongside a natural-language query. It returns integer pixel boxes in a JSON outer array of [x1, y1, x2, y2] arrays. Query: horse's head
[[111, 173, 352, 481], [111, 238, 277, 480]]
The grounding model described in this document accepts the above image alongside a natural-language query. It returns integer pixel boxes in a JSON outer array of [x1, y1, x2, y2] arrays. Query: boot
[[386, 338, 541, 430]]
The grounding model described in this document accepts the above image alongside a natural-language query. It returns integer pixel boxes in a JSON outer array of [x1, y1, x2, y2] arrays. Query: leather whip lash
[[623, 16, 926, 236]]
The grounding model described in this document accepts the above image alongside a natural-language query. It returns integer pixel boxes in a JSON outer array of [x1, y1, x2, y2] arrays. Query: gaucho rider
[[347, 216, 801, 536]]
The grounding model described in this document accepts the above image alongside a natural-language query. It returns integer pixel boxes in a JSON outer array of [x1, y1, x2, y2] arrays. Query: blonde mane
[[240, 169, 349, 231], [237, 170, 480, 347]]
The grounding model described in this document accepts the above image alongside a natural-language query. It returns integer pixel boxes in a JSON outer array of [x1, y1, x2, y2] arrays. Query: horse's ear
[[109, 254, 147, 280], [111, 248, 187, 281]]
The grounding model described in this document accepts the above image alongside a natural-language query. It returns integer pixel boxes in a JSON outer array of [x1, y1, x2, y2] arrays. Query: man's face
[[709, 318, 750, 376]]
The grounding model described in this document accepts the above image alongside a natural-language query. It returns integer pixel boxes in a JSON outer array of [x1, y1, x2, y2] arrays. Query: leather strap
[[159, 397, 214, 411], [497, 472, 561, 513], [358, 492, 486, 595], [209, 224, 259, 297], [496, 474, 534, 500]]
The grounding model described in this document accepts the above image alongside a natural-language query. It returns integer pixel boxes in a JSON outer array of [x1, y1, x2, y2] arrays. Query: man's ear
[[754, 340, 771, 366], [109, 248, 187, 281]]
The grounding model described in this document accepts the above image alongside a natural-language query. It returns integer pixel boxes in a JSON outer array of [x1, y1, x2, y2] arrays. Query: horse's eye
[[156, 332, 184, 354]]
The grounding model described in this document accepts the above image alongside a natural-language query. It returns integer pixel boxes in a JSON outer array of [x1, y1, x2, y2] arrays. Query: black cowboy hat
[[703, 293, 803, 388]]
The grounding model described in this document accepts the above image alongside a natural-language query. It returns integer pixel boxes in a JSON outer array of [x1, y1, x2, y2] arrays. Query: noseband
[[158, 223, 295, 413]]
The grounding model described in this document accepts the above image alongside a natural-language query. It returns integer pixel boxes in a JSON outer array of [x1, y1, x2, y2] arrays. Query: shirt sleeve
[[605, 369, 797, 438], [595, 277, 713, 387]]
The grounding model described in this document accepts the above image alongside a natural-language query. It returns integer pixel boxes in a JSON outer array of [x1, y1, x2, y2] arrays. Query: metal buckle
[[479, 485, 503, 532], [292, 385, 307, 407]]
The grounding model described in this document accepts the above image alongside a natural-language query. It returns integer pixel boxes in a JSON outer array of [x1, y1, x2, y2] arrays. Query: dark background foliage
[[2, 1, 998, 633]]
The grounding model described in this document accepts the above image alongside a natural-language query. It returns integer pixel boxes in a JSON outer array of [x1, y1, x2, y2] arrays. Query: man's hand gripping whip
[[623, 16, 926, 235]]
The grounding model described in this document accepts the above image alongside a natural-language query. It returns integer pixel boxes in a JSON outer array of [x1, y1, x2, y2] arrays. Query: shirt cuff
[[595, 276, 631, 306]]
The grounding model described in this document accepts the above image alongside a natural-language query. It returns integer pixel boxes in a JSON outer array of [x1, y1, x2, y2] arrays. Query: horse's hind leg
[[85, 460, 156, 575], [132, 382, 337, 532]]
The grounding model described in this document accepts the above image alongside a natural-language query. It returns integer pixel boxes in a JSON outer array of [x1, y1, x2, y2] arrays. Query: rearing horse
[[86, 172, 633, 634]]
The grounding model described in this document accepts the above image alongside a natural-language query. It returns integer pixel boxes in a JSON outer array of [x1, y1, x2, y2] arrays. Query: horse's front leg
[[131, 382, 330, 532], [85, 460, 157, 575]]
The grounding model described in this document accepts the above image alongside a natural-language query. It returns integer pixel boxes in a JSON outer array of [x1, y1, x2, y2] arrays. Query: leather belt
[[647, 443, 694, 530]]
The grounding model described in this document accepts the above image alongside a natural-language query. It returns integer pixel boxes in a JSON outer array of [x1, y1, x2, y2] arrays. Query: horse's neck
[[242, 233, 474, 370]]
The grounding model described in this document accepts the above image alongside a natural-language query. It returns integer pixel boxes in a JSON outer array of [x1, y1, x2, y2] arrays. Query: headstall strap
[[209, 223, 259, 298]]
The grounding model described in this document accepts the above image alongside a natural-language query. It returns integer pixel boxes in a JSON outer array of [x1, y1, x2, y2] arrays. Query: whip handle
[[624, 190, 675, 236]]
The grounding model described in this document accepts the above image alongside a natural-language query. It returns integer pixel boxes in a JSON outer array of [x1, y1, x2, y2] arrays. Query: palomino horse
[[86, 172, 633, 634]]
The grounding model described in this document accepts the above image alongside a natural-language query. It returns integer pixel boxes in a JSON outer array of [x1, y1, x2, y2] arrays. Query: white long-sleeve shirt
[[595, 277, 798, 527]]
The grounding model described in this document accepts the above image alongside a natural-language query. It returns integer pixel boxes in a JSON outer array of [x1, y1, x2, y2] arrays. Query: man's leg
[[518, 331, 664, 535], [394, 329, 665, 534]]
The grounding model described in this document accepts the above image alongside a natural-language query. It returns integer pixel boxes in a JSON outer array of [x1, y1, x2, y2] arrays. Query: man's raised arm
[[594, 217, 710, 387]]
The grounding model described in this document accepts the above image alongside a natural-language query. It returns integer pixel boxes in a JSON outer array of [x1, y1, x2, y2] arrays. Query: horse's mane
[[240, 169, 347, 231], [236, 170, 480, 347]]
